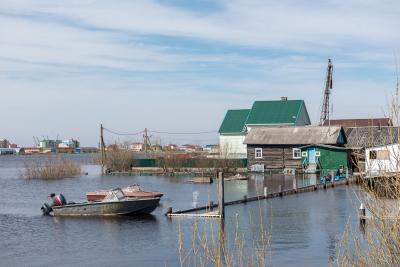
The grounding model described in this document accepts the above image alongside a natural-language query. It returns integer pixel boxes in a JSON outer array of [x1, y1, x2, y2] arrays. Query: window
[[369, 151, 377, 159], [315, 151, 321, 157], [301, 151, 307, 157], [255, 148, 263, 159], [293, 148, 301, 159]]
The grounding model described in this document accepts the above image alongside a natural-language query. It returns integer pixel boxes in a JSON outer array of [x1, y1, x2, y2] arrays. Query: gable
[[219, 109, 250, 134]]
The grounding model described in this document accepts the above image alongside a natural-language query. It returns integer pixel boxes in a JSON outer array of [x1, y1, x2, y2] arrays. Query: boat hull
[[51, 198, 160, 216]]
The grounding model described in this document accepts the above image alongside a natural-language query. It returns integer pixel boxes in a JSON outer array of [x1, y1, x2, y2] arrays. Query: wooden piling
[[279, 184, 282, 197], [264, 187, 268, 198], [218, 172, 225, 219], [359, 203, 366, 224]]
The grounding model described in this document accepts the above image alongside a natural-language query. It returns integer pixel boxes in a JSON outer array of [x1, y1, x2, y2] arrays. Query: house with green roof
[[219, 98, 311, 158]]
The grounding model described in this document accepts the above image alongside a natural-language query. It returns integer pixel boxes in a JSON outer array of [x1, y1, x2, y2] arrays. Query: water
[[0, 155, 360, 266]]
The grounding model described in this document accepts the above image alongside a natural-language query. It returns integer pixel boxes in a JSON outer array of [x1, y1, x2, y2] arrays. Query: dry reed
[[22, 157, 81, 179]]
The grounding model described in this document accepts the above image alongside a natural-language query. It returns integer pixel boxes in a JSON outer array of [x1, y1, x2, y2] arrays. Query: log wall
[[247, 145, 303, 169]]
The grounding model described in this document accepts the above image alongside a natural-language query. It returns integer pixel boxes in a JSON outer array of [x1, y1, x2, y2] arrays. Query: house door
[[308, 148, 316, 164]]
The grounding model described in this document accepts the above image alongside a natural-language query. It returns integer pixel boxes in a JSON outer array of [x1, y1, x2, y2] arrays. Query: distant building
[[204, 144, 220, 154], [129, 142, 143, 152], [323, 118, 392, 127], [0, 139, 11, 148], [219, 98, 311, 159], [164, 144, 178, 151]]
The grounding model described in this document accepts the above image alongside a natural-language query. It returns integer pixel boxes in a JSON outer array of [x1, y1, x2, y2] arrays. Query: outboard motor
[[41, 203, 52, 216], [41, 193, 67, 216]]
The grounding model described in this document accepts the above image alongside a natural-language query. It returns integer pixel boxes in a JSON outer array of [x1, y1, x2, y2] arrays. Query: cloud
[[0, 0, 398, 146]]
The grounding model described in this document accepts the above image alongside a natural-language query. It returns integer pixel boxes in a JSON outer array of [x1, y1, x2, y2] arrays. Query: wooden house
[[219, 98, 311, 159], [243, 126, 347, 172]]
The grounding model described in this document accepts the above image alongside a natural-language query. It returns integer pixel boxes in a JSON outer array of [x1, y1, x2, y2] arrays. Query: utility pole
[[100, 124, 105, 174], [143, 128, 151, 153], [319, 59, 334, 125]]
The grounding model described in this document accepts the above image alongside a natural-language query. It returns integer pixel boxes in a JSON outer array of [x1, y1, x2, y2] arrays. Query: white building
[[365, 144, 400, 176]]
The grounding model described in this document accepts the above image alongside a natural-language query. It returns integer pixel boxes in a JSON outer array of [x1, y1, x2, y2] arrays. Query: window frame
[[292, 148, 301, 159], [315, 151, 321, 157], [255, 148, 263, 159]]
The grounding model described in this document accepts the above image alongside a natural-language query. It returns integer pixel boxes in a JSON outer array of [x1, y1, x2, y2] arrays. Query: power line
[[149, 130, 217, 135], [103, 126, 217, 136], [103, 127, 144, 136]]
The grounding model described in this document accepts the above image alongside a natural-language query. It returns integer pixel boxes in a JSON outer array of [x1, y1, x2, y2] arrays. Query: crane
[[319, 59, 333, 125]]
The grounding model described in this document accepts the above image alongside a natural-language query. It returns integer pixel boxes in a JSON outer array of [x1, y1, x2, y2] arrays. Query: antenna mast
[[319, 59, 333, 125]]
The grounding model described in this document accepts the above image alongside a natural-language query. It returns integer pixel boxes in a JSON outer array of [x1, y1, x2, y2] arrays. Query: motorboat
[[41, 189, 160, 216]]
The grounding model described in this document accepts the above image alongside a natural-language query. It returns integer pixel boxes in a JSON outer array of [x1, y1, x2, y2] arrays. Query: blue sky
[[1, 0, 399, 146]]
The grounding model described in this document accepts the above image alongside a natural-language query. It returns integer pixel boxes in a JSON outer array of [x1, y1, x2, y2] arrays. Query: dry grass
[[22, 157, 81, 179], [336, 174, 400, 267], [176, 202, 272, 267], [103, 149, 134, 172]]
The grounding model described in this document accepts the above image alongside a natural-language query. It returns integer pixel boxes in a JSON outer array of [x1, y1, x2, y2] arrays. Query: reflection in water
[[192, 191, 199, 208], [0, 155, 361, 266]]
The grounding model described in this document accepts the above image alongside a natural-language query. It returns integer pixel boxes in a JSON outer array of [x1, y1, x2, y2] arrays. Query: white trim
[[255, 148, 263, 159], [292, 148, 301, 159], [301, 151, 307, 157], [315, 151, 321, 157]]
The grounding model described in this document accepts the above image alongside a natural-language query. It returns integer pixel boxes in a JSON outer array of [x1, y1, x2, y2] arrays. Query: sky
[[1, 0, 399, 146]]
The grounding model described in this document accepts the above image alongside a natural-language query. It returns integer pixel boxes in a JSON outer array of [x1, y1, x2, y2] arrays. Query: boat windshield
[[103, 189, 125, 201]]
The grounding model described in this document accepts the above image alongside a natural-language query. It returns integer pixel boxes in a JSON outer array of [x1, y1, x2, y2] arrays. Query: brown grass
[[176, 202, 272, 267], [103, 149, 134, 172], [22, 157, 81, 179]]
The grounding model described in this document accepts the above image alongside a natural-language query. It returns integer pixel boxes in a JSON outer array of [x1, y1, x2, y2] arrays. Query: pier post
[[165, 207, 173, 216], [359, 203, 366, 224], [209, 201, 214, 211], [218, 172, 225, 219], [243, 195, 247, 203], [279, 184, 282, 197], [264, 187, 268, 198], [292, 177, 297, 192]]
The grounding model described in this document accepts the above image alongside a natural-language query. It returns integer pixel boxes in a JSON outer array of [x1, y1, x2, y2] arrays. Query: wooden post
[[264, 186, 268, 198], [218, 172, 225, 219], [359, 203, 366, 224], [165, 207, 173, 216], [279, 184, 282, 197], [100, 124, 105, 175], [209, 201, 214, 211], [243, 195, 247, 203], [292, 177, 297, 192]]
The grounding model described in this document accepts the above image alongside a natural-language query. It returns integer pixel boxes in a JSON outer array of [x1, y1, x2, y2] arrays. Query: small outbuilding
[[300, 144, 350, 175], [365, 144, 400, 176]]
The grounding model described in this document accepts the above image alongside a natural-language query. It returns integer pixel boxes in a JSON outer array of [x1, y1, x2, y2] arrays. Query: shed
[[300, 144, 350, 175], [365, 144, 400, 176], [344, 126, 400, 172], [243, 126, 347, 171]]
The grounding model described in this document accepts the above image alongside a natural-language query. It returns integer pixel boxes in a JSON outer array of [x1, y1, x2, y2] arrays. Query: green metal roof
[[246, 100, 305, 125], [219, 109, 250, 134]]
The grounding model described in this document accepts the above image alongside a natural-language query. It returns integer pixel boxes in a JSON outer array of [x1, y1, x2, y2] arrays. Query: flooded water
[[0, 155, 361, 266]]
